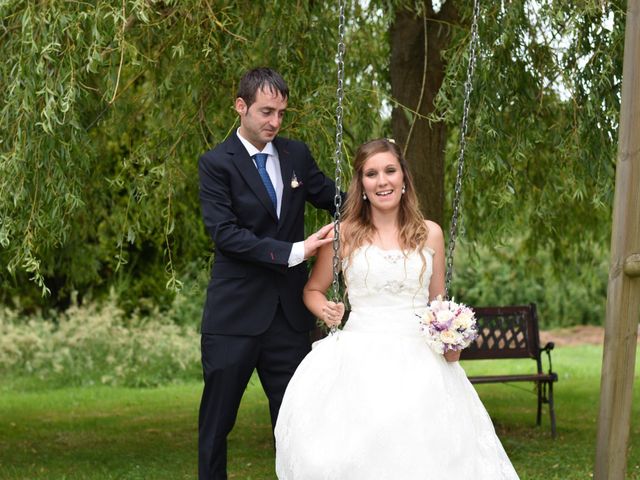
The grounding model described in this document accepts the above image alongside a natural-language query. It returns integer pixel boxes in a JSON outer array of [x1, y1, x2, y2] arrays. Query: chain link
[[330, 0, 346, 334], [444, 0, 480, 297]]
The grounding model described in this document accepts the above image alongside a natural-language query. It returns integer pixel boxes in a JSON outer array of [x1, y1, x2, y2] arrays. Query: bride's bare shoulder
[[424, 220, 443, 238], [424, 220, 444, 251], [339, 221, 355, 235]]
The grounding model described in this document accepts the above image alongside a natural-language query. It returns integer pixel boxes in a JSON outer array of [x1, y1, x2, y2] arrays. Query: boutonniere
[[291, 171, 302, 189]]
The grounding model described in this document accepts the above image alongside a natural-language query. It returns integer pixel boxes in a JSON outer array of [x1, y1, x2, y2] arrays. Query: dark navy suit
[[198, 132, 336, 479]]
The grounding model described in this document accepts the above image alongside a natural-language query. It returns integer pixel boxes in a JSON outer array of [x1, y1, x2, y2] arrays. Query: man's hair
[[237, 67, 289, 108]]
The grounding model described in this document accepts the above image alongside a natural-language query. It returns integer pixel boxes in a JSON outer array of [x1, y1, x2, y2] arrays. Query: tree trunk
[[390, 1, 458, 225]]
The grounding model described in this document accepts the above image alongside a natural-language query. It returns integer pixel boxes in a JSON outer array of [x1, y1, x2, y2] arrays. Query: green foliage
[[436, 0, 623, 257], [451, 237, 609, 328], [0, 0, 626, 319], [0, 297, 201, 387], [0, 1, 387, 310]]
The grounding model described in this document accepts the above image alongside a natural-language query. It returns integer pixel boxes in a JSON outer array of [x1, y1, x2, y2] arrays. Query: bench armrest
[[541, 342, 555, 374]]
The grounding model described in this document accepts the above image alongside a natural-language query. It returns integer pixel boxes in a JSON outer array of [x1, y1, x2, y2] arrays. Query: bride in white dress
[[274, 139, 519, 479]]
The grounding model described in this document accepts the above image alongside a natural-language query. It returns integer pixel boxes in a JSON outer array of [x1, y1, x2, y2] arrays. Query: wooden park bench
[[460, 304, 558, 437]]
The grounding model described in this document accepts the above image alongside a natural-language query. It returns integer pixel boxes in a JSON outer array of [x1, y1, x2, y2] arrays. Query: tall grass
[[0, 299, 200, 388]]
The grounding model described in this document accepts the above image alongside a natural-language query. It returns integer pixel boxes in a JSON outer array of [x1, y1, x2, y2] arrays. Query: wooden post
[[594, 1, 640, 478]]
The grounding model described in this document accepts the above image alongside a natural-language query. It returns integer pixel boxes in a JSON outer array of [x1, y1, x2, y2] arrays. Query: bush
[[0, 297, 200, 388], [450, 238, 609, 328]]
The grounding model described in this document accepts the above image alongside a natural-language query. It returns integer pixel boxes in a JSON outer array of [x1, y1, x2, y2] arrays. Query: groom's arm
[[199, 152, 333, 272]]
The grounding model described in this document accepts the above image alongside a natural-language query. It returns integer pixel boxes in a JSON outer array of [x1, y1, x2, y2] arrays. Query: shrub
[[451, 238, 609, 328], [0, 298, 200, 388]]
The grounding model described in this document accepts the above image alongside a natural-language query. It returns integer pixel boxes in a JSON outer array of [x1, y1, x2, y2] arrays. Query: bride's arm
[[426, 220, 445, 301], [426, 220, 460, 362], [303, 236, 345, 328]]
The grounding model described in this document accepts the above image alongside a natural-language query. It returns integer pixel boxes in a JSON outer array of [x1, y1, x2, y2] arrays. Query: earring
[[362, 193, 367, 200], [402, 184, 406, 195]]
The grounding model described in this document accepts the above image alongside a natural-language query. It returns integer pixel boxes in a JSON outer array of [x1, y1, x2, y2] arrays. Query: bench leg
[[548, 381, 557, 438], [536, 381, 543, 426]]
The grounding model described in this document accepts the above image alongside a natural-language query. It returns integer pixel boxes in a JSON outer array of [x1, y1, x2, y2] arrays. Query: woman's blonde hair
[[341, 138, 430, 261]]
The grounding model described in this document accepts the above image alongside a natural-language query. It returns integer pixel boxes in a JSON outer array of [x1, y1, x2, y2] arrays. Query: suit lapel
[[275, 137, 293, 227], [228, 134, 278, 221]]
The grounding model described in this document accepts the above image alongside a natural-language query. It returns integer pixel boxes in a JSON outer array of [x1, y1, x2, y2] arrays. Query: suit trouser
[[198, 305, 311, 480]]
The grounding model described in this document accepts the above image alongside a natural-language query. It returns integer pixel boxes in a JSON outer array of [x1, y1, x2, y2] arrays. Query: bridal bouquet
[[418, 296, 478, 355]]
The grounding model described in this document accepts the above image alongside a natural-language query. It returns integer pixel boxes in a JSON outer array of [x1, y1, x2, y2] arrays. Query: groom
[[197, 67, 339, 479]]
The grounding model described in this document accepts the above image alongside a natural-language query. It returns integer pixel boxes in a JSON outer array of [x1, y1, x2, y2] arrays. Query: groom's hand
[[303, 223, 335, 259]]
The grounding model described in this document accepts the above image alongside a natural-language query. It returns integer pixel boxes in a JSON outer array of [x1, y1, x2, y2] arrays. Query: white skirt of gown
[[274, 245, 519, 479]]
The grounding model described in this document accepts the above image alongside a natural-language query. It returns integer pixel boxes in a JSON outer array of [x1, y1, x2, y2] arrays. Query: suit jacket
[[198, 133, 337, 335]]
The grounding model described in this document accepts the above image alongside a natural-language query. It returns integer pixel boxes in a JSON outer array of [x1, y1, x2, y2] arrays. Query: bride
[[274, 138, 519, 479]]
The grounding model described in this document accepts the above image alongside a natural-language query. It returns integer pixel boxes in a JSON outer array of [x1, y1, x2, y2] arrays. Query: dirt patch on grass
[[540, 325, 640, 347]]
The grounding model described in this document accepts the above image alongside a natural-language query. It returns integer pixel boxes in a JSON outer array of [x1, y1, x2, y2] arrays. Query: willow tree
[[0, 0, 626, 314], [0, 1, 387, 310], [388, 0, 623, 243], [384, 1, 624, 321]]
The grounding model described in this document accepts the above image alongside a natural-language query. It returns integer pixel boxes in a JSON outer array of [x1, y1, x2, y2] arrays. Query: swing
[[323, 2, 558, 435], [328, 0, 481, 312]]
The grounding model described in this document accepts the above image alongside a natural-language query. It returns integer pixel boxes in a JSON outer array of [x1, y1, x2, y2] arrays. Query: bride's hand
[[322, 301, 345, 328], [444, 350, 461, 363]]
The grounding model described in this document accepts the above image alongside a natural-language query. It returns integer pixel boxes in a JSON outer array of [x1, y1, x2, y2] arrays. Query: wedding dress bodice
[[342, 245, 433, 336]]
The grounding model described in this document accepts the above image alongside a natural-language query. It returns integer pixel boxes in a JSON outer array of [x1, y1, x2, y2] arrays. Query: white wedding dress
[[275, 245, 519, 479]]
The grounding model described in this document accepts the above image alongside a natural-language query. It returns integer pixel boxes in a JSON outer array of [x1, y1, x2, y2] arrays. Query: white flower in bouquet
[[439, 330, 461, 345], [452, 309, 474, 331], [423, 309, 436, 325], [436, 309, 454, 324], [418, 295, 478, 355]]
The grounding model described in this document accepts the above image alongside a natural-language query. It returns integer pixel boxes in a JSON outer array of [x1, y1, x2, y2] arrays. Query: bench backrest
[[460, 304, 543, 365]]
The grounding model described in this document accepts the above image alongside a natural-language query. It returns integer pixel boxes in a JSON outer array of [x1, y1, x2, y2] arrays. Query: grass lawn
[[0, 344, 638, 479]]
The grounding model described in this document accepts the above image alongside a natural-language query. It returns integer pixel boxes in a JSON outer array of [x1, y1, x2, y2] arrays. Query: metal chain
[[444, 0, 480, 297], [330, 0, 346, 333]]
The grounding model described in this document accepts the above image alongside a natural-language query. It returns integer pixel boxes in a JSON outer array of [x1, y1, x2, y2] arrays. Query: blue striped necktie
[[253, 153, 277, 210]]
